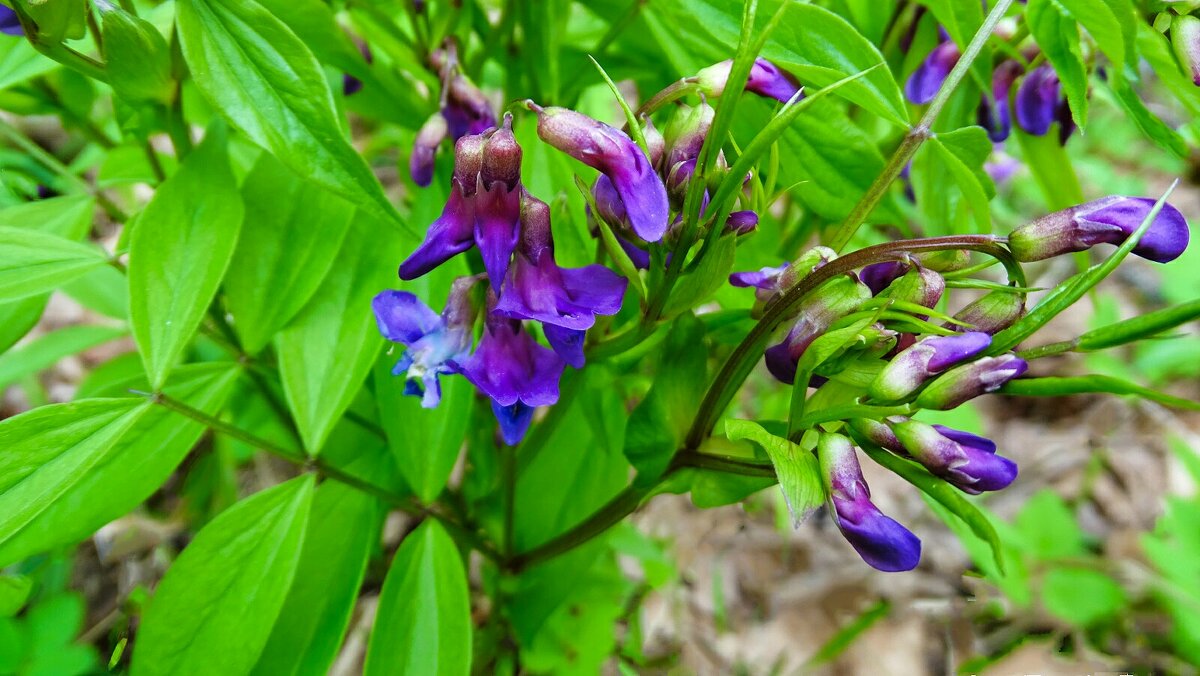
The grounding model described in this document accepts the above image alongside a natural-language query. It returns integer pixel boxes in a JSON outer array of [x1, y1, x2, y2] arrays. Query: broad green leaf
[[999, 375, 1200, 411], [725, 419, 822, 525], [276, 218, 400, 454], [1042, 567, 1127, 626], [99, 5, 173, 104], [225, 153, 354, 354], [662, 236, 736, 318], [1026, 0, 1089, 128], [0, 399, 148, 552], [128, 127, 243, 389], [176, 0, 408, 233], [624, 315, 707, 483], [365, 520, 472, 676], [0, 363, 241, 566], [651, 0, 907, 125], [0, 38, 58, 91], [0, 226, 108, 303], [253, 481, 379, 676], [0, 576, 31, 617], [0, 325, 126, 391], [921, 127, 994, 234], [1013, 490, 1085, 558], [857, 439, 1005, 571], [132, 475, 314, 676], [61, 264, 129, 320], [376, 357, 471, 504], [919, 0, 983, 49], [1055, 0, 1134, 70]]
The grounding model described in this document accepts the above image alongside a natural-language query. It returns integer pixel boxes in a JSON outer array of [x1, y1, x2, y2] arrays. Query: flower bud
[[410, 112, 449, 187], [665, 158, 696, 208], [480, 114, 522, 190], [530, 103, 669, 242], [764, 275, 871, 383], [725, 210, 758, 235], [642, 117, 665, 169], [869, 332, 991, 402], [876, 265, 945, 311], [1015, 64, 1066, 138], [0, 6, 23, 36], [664, 103, 714, 168], [1173, 14, 1200, 86], [818, 433, 921, 572], [1008, 196, 1190, 264], [905, 39, 961, 105], [696, 58, 802, 104], [890, 420, 1017, 493], [915, 354, 1028, 410], [730, 246, 836, 305], [452, 132, 487, 195], [444, 76, 497, 139], [849, 417, 905, 452], [947, 290, 1025, 334], [916, 249, 972, 272], [977, 60, 1022, 142]]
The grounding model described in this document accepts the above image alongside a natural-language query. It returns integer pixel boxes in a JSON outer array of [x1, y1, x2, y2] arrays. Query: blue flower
[[372, 281, 475, 408]]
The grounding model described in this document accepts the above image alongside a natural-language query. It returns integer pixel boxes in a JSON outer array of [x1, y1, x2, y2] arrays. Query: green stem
[[824, 0, 1015, 253], [502, 445, 517, 557], [1015, 339, 1078, 360], [509, 482, 653, 571]]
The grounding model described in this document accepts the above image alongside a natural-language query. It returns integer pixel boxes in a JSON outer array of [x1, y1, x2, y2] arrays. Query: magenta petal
[[399, 181, 476, 280]]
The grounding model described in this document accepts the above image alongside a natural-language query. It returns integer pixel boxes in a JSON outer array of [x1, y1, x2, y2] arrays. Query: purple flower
[[764, 276, 870, 384], [947, 290, 1025, 334], [443, 77, 497, 139], [453, 314, 565, 445], [725, 210, 758, 235], [643, 117, 665, 169], [818, 433, 921, 572], [858, 261, 908, 295], [530, 103, 669, 243], [494, 192, 627, 356], [398, 134, 485, 280], [1173, 14, 1200, 86], [372, 280, 476, 408], [696, 58, 802, 104], [905, 39, 961, 104], [871, 263, 945, 311], [1, 6, 24, 36], [890, 420, 1017, 494], [869, 332, 992, 402], [410, 113, 449, 187], [1015, 64, 1070, 139], [663, 103, 714, 170], [915, 354, 1028, 410], [984, 148, 1021, 185], [978, 60, 1022, 142], [1008, 196, 1190, 264]]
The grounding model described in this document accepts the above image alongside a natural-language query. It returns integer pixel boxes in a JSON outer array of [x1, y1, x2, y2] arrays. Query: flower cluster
[[374, 57, 801, 445], [729, 195, 1188, 570]]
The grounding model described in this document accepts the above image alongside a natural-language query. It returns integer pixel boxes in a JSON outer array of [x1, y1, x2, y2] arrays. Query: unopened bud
[[480, 114, 522, 190], [915, 354, 1028, 410], [1173, 14, 1200, 86], [948, 290, 1025, 334], [1008, 196, 1190, 264], [890, 420, 1017, 493], [869, 332, 992, 402]]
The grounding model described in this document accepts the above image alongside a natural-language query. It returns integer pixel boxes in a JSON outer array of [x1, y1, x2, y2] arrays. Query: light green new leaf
[[276, 218, 400, 454], [176, 0, 408, 233], [365, 520, 472, 676], [128, 128, 243, 389], [725, 419, 823, 526], [0, 399, 149, 552], [99, 4, 173, 104], [225, 153, 354, 354], [252, 481, 379, 676], [0, 363, 241, 567], [132, 475, 315, 676], [0, 226, 108, 303]]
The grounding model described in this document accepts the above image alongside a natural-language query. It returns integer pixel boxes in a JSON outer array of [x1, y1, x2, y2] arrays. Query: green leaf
[[252, 481, 379, 676], [856, 438, 1005, 571], [176, 0, 408, 234], [12, 0, 87, 42], [0, 37, 59, 91], [128, 127, 244, 389], [276, 219, 399, 454], [0, 363, 241, 567], [1026, 0, 1089, 128], [999, 375, 1200, 411], [1054, 0, 1135, 70], [1013, 489, 1086, 559], [624, 315, 707, 482], [1077, 299, 1200, 351], [99, 5, 173, 104], [132, 475, 314, 676], [725, 419, 822, 525], [921, 127, 994, 234], [1105, 71, 1189, 159], [0, 399, 148, 553], [365, 520, 472, 676], [0, 325, 126, 391], [1042, 567, 1127, 626], [919, 0, 983, 49], [0, 576, 31, 618], [254, 0, 370, 78], [225, 153, 354, 354], [662, 235, 736, 318], [0, 226, 108, 303], [376, 357, 472, 504], [650, 0, 907, 125], [1012, 127, 1084, 210]]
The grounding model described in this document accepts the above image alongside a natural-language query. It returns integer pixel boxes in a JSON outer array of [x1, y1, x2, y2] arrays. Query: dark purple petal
[[0, 6, 23, 36], [399, 180, 476, 279], [454, 317, 565, 407], [1015, 65, 1060, 136], [747, 58, 802, 103], [473, 182, 522, 288], [924, 332, 993, 371], [543, 324, 586, 368], [617, 235, 650, 270], [531, 105, 669, 242], [858, 261, 908, 295], [869, 332, 992, 402], [905, 40, 961, 104], [1009, 196, 1191, 263], [725, 210, 759, 235], [443, 78, 497, 140], [410, 113, 449, 187], [931, 424, 997, 454], [372, 290, 442, 344], [492, 401, 535, 446], [592, 174, 629, 230], [978, 60, 1022, 142], [893, 421, 1015, 493], [729, 262, 789, 290]]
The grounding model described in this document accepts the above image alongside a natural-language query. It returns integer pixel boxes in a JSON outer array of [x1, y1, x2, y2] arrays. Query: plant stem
[[502, 445, 517, 557], [824, 0, 1016, 253], [509, 482, 653, 571]]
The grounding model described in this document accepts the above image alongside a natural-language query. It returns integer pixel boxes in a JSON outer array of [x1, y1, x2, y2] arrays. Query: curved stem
[[824, 0, 1016, 252]]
